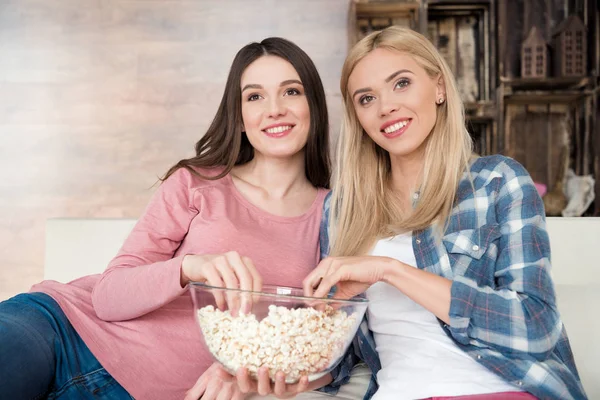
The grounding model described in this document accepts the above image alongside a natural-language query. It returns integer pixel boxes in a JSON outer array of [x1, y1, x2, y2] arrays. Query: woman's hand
[[184, 363, 246, 400], [180, 251, 262, 311], [236, 367, 332, 399], [306, 256, 453, 324], [185, 364, 326, 400], [303, 256, 398, 299]]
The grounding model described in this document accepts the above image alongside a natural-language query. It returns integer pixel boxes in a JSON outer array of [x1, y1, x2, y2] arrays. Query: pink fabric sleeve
[[92, 168, 199, 321]]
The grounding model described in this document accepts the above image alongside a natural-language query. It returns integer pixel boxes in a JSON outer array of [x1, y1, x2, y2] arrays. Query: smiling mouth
[[382, 119, 411, 137], [263, 125, 294, 137]]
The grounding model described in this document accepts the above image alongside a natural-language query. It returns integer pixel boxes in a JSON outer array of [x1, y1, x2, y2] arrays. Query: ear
[[436, 75, 446, 103]]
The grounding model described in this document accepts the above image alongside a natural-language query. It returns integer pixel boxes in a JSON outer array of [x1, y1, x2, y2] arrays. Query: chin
[[260, 148, 303, 159], [263, 143, 306, 158], [385, 142, 422, 158]]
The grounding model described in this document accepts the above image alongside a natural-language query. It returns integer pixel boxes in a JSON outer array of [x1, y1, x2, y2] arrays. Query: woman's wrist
[[180, 254, 193, 288], [381, 257, 405, 285], [308, 373, 333, 391]]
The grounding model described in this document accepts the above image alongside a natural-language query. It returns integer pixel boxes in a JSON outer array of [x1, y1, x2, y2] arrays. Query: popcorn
[[196, 304, 357, 382]]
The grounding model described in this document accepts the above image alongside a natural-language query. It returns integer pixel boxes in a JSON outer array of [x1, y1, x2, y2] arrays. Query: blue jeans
[[0, 292, 133, 400]]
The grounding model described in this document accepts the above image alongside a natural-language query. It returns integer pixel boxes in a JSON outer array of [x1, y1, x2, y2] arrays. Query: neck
[[232, 151, 310, 198], [389, 148, 425, 198]]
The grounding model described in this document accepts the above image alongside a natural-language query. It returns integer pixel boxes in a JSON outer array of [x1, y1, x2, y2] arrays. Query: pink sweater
[[31, 168, 328, 400]]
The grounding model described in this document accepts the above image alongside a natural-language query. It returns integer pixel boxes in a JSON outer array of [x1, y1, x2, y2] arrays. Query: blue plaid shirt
[[318, 155, 587, 400]]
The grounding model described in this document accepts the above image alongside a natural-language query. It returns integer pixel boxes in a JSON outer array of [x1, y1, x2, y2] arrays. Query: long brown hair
[[162, 37, 330, 188]]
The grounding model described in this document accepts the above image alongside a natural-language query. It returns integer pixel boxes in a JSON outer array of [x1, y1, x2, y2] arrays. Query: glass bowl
[[189, 282, 368, 384]]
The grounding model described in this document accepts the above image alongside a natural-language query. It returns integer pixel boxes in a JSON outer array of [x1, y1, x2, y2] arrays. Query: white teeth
[[265, 125, 292, 134], [383, 120, 409, 134]]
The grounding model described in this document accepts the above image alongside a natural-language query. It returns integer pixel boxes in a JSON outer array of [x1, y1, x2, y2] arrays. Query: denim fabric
[[0, 292, 133, 400]]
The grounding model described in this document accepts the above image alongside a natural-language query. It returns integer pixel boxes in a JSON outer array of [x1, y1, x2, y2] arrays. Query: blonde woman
[[304, 26, 587, 400]]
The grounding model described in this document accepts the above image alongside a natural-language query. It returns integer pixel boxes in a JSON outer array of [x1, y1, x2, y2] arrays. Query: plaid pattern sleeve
[[448, 157, 563, 358]]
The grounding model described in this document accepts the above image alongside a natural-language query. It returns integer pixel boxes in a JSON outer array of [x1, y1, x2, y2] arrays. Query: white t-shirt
[[366, 233, 519, 400]]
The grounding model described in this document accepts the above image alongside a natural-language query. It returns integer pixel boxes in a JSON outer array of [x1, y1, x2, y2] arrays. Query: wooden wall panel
[[501, 0, 525, 78], [505, 104, 570, 191], [0, 0, 350, 300]]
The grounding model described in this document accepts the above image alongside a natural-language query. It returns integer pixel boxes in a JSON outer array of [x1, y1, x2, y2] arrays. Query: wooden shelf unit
[[349, 0, 599, 215]]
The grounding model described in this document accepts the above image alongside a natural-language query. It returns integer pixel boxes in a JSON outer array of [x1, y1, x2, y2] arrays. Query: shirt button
[[413, 193, 419, 200], [472, 244, 480, 251], [517, 381, 523, 386], [476, 355, 482, 360], [416, 239, 421, 244]]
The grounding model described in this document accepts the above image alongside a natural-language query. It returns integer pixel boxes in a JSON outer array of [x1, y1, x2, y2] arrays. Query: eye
[[359, 95, 375, 105], [284, 88, 301, 96], [247, 93, 262, 101], [394, 78, 410, 89]]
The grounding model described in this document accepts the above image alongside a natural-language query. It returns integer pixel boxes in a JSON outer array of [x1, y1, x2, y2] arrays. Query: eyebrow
[[351, 69, 414, 99], [241, 79, 303, 93]]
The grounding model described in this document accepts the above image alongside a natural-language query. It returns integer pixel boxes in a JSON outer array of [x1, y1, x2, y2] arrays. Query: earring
[[437, 97, 445, 104]]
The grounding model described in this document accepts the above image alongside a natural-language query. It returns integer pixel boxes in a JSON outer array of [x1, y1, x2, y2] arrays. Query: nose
[[378, 93, 399, 117], [267, 97, 286, 118]]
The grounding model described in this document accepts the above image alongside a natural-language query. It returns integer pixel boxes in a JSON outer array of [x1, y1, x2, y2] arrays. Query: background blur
[[0, 0, 350, 300], [1, 0, 598, 300]]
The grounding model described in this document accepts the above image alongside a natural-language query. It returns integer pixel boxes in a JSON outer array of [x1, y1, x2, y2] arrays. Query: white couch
[[44, 217, 599, 398]]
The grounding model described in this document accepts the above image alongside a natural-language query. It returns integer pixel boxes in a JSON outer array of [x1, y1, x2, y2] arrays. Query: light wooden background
[[0, 0, 350, 300]]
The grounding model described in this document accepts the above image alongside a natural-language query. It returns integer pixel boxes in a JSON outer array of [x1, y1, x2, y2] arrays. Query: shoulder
[[463, 155, 535, 195], [157, 167, 232, 210], [453, 155, 541, 219], [321, 190, 333, 220], [468, 155, 534, 185], [469, 154, 531, 180], [163, 165, 230, 192], [323, 190, 332, 207]]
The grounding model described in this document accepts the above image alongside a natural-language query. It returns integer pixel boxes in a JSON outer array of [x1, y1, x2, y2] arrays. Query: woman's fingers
[[234, 367, 310, 399], [313, 263, 346, 299], [207, 254, 264, 315], [182, 372, 208, 400], [201, 265, 226, 310], [303, 258, 334, 297], [286, 375, 310, 398], [273, 371, 287, 397], [257, 366, 271, 396], [225, 252, 256, 315], [202, 381, 220, 400], [214, 256, 241, 313], [215, 365, 235, 382], [295, 375, 310, 393], [215, 383, 234, 400], [235, 367, 255, 394], [226, 252, 254, 291], [242, 256, 263, 293], [274, 372, 309, 399], [241, 256, 262, 314], [214, 256, 240, 289], [232, 389, 246, 400]]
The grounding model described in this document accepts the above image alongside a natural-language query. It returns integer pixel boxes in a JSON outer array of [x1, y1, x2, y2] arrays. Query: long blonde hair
[[331, 26, 473, 257]]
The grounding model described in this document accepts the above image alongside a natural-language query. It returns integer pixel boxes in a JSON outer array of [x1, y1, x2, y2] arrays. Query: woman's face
[[240, 55, 311, 160], [347, 48, 444, 160]]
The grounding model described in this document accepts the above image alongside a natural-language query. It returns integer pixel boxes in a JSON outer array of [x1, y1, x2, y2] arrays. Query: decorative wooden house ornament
[[552, 15, 587, 77], [521, 26, 549, 78]]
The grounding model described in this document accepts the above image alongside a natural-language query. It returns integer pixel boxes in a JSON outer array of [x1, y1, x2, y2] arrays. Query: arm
[[373, 159, 560, 360], [92, 168, 199, 321], [308, 158, 561, 362], [446, 158, 561, 360]]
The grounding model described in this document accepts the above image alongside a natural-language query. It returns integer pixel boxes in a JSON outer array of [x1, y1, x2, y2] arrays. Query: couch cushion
[[44, 218, 137, 283]]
